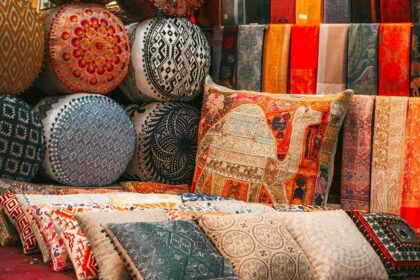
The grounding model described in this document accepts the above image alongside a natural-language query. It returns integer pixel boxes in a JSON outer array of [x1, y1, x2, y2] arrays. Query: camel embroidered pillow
[[191, 77, 352, 205]]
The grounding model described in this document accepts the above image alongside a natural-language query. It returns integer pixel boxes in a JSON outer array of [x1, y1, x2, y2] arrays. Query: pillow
[[0, 0, 44, 94], [273, 204, 306, 212], [33, 94, 136, 186], [35, 2, 130, 95], [349, 211, 420, 278], [102, 220, 239, 280], [180, 193, 234, 202], [166, 209, 231, 221], [75, 209, 168, 280], [275, 210, 388, 279], [120, 181, 190, 195], [198, 213, 315, 280], [117, 0, 203, 18], [192, 77, 353, 206], [210, 201, 276, 214], [0, 179, 58, 195], [0, 97, 44, 181], [0, 205, 19, 246], [124, 103, 199, 184]]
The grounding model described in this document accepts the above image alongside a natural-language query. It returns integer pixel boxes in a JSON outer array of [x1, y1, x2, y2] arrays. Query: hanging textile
[[289, 25, 319, 94], [316, 24, 349, 95], [341, 95, 375, 211], [347, 24, 379, 95], [414, 0, 420, 23], [324, 0, 351, 23], [351, 0, 380, 23], [262, 24, 291, 93], [411, 24, 420, 97], [380, 0, 411, 22], [295, 0, 322, 24], [378, 24, 411, 97], [236, 24, 265, 91], [219, 26, 238, 89], [370, 96, 408, 215], [271, 0, 295, 23], [211, 26, 224, 84]]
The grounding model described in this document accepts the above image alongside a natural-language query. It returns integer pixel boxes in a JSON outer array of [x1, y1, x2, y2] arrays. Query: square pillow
[[75, 209, 168, 280], [197, 212, 315, 280], [120, 181, 190, 194], [349, 211, 420, 278], [275, 210, 388, 279], [102, 220, 239, 280], [192, 77, 352, 205]]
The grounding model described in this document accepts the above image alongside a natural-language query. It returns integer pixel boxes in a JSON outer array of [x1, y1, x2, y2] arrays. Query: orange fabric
[[295, 0, 323, 24], [56, 188, 123, 195], [120, 181, 190, 195]]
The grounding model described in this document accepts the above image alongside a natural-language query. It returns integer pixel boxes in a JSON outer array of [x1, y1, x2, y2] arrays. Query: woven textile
[[341, 95, 375, 211], [103, 220, 239, 280], [220, 26, 238, 89], [124, 103, 199, 185], [120, 182, 190, 195], [378, 24, 411, 97], [295, 0, 322, 24], [211, 26, 224, 84], [289, 25, 319, 94], [324, 0, 351, 23], [411, 24, 420, 97], [271, 0, 295, 23], [262, 24, 291, 93], [34, 94, 135, 186], [347, 24, 379, 95], [371, 97, 408, 215], [0, 0, 44, 95], [236, 25, 264, 91], [380, 0, 411, 22], [351, 0, 380, 23]]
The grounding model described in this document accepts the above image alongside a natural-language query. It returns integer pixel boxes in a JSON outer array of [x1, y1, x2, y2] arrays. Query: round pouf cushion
[[0, 0, 44, 95], [0, 96, 43, 181], [34, 94, 136, 186], [120, 18, 210, 102], [36, 3, 130, 95], [125, 102, 200, 184]]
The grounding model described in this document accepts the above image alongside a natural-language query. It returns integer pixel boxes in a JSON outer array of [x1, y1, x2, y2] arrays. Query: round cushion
[[0, 96, 43, 181], [34, 94, 136, 186], [117, 0, 203, 18], [125, 102, 199, 184], [0, 0, 44, 95], [120, 18, 210, 102], [36, 3, 130, 95]]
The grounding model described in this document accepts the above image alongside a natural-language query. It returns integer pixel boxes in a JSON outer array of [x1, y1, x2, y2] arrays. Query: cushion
[[198, 213, 315, 280], [33, 94, 136, 186], [0, 205, 18, 246], [75, 209, 168, 280], [120, 18, 210, 102], [273, 204, 306, 212], [276, 210, 388, 279], [166, 209, 231, 221], [102, 220, 239, 280], [0, 97, 44, 181], [36, 2, 130, 95], [349, 211, 420, 278], [180, 193, 234, 202], [192, 77, 353, 205], [0, 179, 58, 195], [124, 103, 199, 184], [210, 201, 276, 214], [117, 0, 203, 18], [0, 0, 44, 94], [120, 181, 190, 195]]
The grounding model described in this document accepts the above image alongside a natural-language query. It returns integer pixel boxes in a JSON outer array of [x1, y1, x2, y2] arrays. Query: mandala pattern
[[0, 96, 43, 181], [0, 0, 44, 94], [125, 103, 199, 185], [34, 94, 136, 186]]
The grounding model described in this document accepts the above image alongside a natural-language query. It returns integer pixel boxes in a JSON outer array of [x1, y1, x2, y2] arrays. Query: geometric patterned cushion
[[349, 211, 420, 278], [0, 96, 44, 181]]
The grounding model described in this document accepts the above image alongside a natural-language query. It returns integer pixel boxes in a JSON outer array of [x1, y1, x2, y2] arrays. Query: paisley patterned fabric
[[323, 0, 351, 23], [295, 0, 322, 24], [102, 220, 239, 280], [271, 0, 296, 23], [411, 24, 420, 97], [347, 24, 379, 95], [192, 77, 353, 206], [125, 103, 199, 185], [36, 3, 130, 95], [380, 0, 411, 22], [34, 94, 136, 186], [120, 181, 190, 195], [219, 26, 238, 89]]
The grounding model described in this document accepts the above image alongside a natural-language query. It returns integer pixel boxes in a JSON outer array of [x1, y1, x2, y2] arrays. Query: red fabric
[[380, 0, 411, 23], [271, 0, 296, 23], [378, 24, 411, 97], [289, 25, 319, 94]]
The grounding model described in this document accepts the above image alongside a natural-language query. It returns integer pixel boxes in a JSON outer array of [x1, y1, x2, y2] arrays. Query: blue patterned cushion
[[103, 220, 239, 280], [180, 193, 234, 202], [0, 96, 43, 181], [33, 94, 136, 186]]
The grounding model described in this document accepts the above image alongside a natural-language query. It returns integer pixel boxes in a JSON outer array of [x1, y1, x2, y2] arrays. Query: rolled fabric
[[380, 0, 411, 22], [324, 0, 351, 23], [341, 95, 375, 211], [347, 24, 379, 95], [295, 0, 322, 24], [219, 26, 238, 89], [378, 24, 411, 97], [211, 26, 224, 84], [262, 24, 291, 93], [271, 0, 295, 23], [411, 24, 420, 97], [316, 24, 349, 95], [236, 24, 265, 91], [351, 0, 380, 23], [290, 25, 320, 94]]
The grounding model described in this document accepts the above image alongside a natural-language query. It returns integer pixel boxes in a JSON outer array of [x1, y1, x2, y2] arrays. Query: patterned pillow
[[349, 211, 420, 278], [120, 18, 210, 102], [124, 103, 199, 185], [275, 210, 388, 279], [180, 193, 234, 202], [198, 213, 315, 280], [192, 77, 353, 205], [0, 97, 44, 181], [33, 94, 136, 186], [117, 0, 203, 18], [0, 0, 44, 94], [120, 181, 190, 195], [0, 205, 19, 247], [75, 209, 168, 280], [35, 2, 129, 95], [102, 220, 239, 280]]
